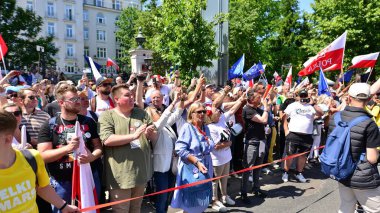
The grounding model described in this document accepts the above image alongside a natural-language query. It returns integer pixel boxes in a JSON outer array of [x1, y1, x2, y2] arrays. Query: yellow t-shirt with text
[[0, 149, 50, 213]]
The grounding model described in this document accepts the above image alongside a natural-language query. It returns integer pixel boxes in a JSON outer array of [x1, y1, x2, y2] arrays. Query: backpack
[[90, 95, 114, 112], [20, 149, 38, 185], [320, 111, 370, 181]]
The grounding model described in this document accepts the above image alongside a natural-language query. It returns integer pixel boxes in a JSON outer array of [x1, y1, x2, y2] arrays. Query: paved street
[[136, 162, 342, 213]]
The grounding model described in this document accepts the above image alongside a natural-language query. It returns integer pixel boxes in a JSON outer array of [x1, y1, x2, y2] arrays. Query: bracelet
[[194, 159, 199, 166], [59, 201, 68, 211]]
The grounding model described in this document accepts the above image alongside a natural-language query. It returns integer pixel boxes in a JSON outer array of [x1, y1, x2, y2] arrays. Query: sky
[[298, 0, 314, 13]]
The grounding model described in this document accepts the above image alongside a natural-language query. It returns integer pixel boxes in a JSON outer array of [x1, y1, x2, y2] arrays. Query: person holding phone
[[99, 84, 157, 213]]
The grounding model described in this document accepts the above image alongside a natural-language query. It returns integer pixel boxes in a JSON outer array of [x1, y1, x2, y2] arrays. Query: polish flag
[[285, 67, 292, 86], [106, 58, 119, 71], [0, 34, 8, 61], [72, 121, 98, 213], [299, 31, 347, 76], [348, 52, 379, 69]]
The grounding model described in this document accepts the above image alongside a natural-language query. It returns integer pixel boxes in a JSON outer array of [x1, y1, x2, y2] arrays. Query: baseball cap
[[96, 77, 113, 87], [298, 90, 308, 98], [348, 83, 370, 100], [205, 84, 215, 89]]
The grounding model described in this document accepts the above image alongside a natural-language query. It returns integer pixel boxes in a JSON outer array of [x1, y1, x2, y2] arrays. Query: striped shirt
[[21, 109, 51, 140]]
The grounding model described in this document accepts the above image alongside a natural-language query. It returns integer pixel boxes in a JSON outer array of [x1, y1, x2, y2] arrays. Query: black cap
[[299, 90, 308, 98]]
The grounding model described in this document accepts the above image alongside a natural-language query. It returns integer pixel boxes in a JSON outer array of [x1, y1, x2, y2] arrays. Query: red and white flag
[[72, 121, 98, 213], [0, 34, 8, 61], [348, 52, 379, 69], [106, 58, 119, 71], [285, 67, 292, 86], [299, 31, 347, 76]]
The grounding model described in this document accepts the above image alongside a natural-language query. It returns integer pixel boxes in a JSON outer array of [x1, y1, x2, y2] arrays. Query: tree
[[0, 0, 58, 71], [303, 0, 380, 79]]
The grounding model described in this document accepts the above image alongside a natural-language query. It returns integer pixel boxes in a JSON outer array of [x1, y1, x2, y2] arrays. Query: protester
[[171, 102, 215, 213], [240, 89, 269, 204], [0, 110, 79, 213], [207, 93, 245, 211], [145, 90, 184, 213], [37, 84, 102, 211], [328, 83, 380, 213], [90, 76, 114, 116], [282, 90, 322, 183], [19, 88, 51, 147], [99, 84, 157, 213]]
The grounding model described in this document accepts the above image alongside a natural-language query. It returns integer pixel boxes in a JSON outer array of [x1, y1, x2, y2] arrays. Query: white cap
[[348, 83, 370, 100]]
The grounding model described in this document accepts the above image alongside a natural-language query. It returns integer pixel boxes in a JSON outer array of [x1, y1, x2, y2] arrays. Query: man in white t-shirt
[[90, 77, 115, 116], [282, 90, 322, 183]]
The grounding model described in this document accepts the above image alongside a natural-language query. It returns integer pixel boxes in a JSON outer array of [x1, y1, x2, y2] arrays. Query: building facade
[[16, 0, 140, 75]]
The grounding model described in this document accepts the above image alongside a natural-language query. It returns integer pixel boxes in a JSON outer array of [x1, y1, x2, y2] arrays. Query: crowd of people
[[0, 69, 379, 213]]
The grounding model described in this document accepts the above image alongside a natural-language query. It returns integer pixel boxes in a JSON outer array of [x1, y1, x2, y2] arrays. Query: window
[[84, 28, 89, 40], [47, 2, 55, 17], [113, 0, 122, 10], [84, 47, 89, 57], [66, 44, 74, 57], [96, 0, 104, 7], [26, 1, 33, 11], [97, 47, 106, 58], [96, 30, 106, 41], [83, 10, 89, 21], [65, 5, 73, 20], [66, 25, 73, 38], [116, 49, 123, 58], [47, 22, 55, 36], [96, 13, 105, 24], [65, 65, 75, 73]]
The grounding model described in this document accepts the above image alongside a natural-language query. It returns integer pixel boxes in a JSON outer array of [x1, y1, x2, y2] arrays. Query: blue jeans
[[154, 171, 174, 213], [50, 177, 72, 213]]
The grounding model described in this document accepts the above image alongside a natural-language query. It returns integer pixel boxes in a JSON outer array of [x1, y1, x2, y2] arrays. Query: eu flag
[[318, 67, 331, 96], [339, 70, 354, 83], [228, 54, 245, 80], [243, 61, 265, 81]]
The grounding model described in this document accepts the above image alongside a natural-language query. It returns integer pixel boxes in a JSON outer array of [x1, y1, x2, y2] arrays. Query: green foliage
[[115, 0, 217, 81], [0, 0, 58, 69]]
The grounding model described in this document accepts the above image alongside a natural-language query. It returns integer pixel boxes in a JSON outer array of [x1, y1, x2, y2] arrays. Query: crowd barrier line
[[80, 145, 325, 212]]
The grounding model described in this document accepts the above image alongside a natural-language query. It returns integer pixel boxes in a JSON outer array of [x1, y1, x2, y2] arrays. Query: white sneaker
[[222, 195, 235, 206], [262, 168, 273, 175], [282, 172, 289, 183], [295, 173, 307, 183], [212, 200, 228, 212]]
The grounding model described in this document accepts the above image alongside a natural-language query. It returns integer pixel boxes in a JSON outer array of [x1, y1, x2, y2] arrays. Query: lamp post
[[135, 27, 146, 49], [36, 45, 45, 73]]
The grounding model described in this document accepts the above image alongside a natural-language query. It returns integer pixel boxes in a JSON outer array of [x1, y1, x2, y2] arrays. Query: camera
[[136, 73, 146, 81]]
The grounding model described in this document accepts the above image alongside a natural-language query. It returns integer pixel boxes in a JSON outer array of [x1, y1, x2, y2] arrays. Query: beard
[[65, 106, 81, 114], [101, 90, 111, 96]]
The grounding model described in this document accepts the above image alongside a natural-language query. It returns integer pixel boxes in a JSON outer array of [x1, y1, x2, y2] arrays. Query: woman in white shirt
[[145, 91, 184, 213], [207, 94, 246, 212]]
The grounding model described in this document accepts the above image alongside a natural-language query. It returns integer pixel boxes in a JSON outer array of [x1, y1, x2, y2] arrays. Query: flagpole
[[366, 67, 373, 84]]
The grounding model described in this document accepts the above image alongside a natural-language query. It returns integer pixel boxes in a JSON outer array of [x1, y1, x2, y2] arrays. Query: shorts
[[285, 132, 312, 156]]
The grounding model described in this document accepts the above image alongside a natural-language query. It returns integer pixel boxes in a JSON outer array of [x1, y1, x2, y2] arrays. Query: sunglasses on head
[[194, 110, 207, 114]]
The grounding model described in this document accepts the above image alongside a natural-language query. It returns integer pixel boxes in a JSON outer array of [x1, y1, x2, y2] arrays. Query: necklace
[[60, 115, 78, 130]]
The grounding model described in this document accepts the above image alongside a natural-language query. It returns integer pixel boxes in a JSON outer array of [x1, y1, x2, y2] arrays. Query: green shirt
[[99, 108, 153, 189]]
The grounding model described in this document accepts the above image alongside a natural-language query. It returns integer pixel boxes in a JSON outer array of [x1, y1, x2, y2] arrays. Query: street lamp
[[135, 27, 146, 49], [36, 45, 45, 73]]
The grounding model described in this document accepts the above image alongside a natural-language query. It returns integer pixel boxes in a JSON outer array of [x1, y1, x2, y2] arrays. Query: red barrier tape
[[80, 145, 325, 212]]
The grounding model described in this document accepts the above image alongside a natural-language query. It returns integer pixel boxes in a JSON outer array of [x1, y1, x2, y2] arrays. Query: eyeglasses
[[101, 83, 112, 87], [27, 96, 36, 100], [193, 110, 207, 114], [65, 97, 81, 103], [11, 111, 22, 117]]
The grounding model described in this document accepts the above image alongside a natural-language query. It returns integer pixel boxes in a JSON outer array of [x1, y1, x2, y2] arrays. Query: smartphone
[[226, 80, 233, 87]]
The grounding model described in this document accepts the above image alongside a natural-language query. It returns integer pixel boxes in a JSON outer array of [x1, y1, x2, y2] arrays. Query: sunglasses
[[27, 96, 36, 100], [101, 83, 112, 87], [193, 110, 207, 114], [65, 97, 81, 103], [8, 94, 18, 98], [12, 111, 22, 117]]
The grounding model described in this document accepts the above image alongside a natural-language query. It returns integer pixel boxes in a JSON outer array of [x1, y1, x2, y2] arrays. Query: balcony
[[83, 0, 139, 11], [63, 15, 75, 22], [64, 35, 76, 41], [45, 12, 57, 19]]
